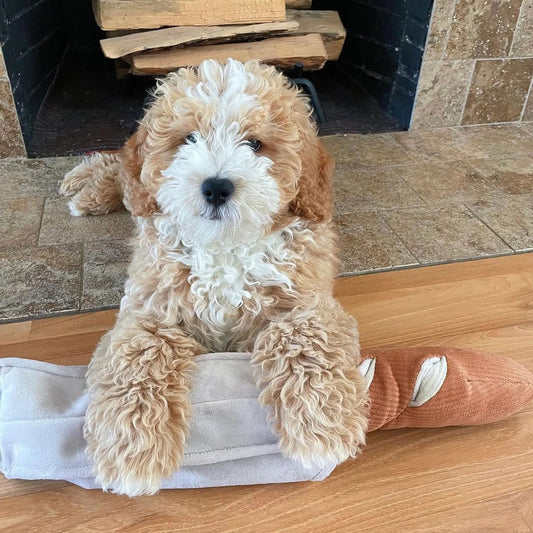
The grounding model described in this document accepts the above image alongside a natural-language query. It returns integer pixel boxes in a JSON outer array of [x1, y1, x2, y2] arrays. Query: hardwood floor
[[1, 253, 532, 532]]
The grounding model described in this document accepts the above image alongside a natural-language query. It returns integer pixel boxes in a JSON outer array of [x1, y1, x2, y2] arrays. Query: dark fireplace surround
[[1, 0, 433, 157]]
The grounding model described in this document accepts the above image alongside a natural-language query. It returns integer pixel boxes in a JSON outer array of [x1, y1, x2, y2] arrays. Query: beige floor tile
[[0, 244, 81, 321], [333, 165, 425, 214], [469, 157, 533, 195], [466, 194, 533, 252], [39, 197, 134, 246], [455, 124, 533, 159], [381, 205, 512, 264], [0, 197, 43, 248], [390, 129, 487, 162], [82, 240, 131, 310], [335, 212, 418, 274], [397, 160, 504, 205], [322, 134, 415, 167], [0, 157, 82, 200]]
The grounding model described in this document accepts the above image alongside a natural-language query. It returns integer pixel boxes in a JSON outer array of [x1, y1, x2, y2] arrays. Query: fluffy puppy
[[61, 59, 368, 496]]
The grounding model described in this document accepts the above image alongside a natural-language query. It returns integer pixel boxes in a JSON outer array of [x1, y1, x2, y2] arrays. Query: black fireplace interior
[[1, 0, 433, 158]]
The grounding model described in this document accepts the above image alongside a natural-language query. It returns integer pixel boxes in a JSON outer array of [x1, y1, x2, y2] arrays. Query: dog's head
[[122, 59, 333, 247]]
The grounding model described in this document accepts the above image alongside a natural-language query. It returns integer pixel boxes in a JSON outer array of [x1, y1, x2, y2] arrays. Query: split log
[[101, 11, 345, 61], [286, 10, 345, 60], [286, 0, 312, 8], [101, 20, 298, 59], [93, 0, 286, 31], [131, 34, 327, 75]]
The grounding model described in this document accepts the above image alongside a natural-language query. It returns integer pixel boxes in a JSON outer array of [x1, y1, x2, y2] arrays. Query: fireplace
[[314, 0, 434, 128], [1, 1, 532, 158]]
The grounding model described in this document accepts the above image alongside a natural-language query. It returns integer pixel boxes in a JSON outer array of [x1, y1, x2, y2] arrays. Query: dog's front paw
[[84, 385, 190, 497], [274, 381, 369, 468], [94, 460, 164, 497], [253, 304, 370, 469]]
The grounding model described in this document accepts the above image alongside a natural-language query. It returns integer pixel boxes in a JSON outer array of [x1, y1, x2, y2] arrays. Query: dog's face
[[122, 60, 333, 247]]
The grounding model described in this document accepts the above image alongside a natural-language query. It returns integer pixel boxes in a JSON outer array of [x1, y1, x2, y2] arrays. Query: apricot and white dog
[[61, 59, 368, 496]]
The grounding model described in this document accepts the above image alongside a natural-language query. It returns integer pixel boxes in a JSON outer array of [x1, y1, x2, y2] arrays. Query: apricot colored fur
[[61, 60, 368, 496]]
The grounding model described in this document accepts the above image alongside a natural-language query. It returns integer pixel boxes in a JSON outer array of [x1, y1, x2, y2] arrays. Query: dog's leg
[[85, 317, 204, 496], [252, 298, 369, 467], [60, 153, 124, 216]]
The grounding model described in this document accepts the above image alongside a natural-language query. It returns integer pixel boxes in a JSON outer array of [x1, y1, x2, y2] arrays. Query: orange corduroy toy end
[[359, 347, 533, 432]]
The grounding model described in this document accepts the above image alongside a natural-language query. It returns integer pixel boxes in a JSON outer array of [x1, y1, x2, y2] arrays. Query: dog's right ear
[[120, 127, 158, 217]]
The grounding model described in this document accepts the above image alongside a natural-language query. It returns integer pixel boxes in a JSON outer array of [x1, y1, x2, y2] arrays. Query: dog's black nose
[[201, 177, 234, 207]]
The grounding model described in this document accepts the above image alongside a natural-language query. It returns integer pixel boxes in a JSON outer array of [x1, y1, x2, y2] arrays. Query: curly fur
[[61, 59, 368, 496], [60, 152, 123, 216]]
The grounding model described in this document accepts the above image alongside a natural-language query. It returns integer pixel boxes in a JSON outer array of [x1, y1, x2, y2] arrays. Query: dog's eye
[[246, 138, 262, 152], [185, 133, 197, 144]]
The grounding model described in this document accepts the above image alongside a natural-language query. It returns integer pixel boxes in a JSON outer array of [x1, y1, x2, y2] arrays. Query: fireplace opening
[[1, 1, 433, 158]]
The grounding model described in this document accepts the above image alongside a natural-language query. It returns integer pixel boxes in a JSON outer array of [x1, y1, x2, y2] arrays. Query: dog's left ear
[[289, 133, 334, 222], [120, 127, 159, 217]]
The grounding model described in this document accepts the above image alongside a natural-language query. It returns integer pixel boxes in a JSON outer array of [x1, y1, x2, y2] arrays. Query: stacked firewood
[[92, 0, 346, 76]]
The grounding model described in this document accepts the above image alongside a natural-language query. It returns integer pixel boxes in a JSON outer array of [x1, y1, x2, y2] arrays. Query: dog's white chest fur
[[177, 229, 294, 334]]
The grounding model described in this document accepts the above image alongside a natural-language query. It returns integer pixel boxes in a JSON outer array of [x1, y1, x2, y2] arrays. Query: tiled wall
[[0, 47, 25, 158], [411, 0, 533, 128]]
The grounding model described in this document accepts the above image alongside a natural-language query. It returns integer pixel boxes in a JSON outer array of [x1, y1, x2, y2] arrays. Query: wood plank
[[334, 253, 533, 296], [93, 0, 286, 31], [286, 0, 312, 8], [0, 331, 102, 365], [381, 495, 531, 533], [131, 34, 328, 75], [344, 272, 533, 349], [510, 489, 533, 529], [287, 10, 345, 60], [101, 20, 299, 59], [0, 321, 31, 346], [410, 321, 533, 364], [29, 309, 116, 341], [0, 477, 69, 501]]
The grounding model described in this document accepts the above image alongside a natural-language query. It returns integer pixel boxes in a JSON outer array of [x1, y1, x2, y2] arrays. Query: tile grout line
[[461, 202, 517, 253], [509, 0, 526, 57], [339, 249, 532, 278], [323, 122, 533, 143], [394, 174, 430, 208], [374, 209, 422, 265], [382, 133, 418, 164], [519, 75, 533, 122], [436, 55, 533, 63], [36, 196, 47, 247], [457, 59, 477, 126]]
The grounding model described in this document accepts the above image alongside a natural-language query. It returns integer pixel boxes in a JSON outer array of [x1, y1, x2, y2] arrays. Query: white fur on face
[[157, 60, 281, 249]]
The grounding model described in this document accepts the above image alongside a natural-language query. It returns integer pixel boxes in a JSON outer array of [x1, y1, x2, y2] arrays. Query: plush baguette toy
[[361, 347, 533, 431], [0, 347, 532, 490]]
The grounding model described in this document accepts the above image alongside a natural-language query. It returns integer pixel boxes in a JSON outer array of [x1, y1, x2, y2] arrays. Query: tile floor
[[1, 123, 532, 322]]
